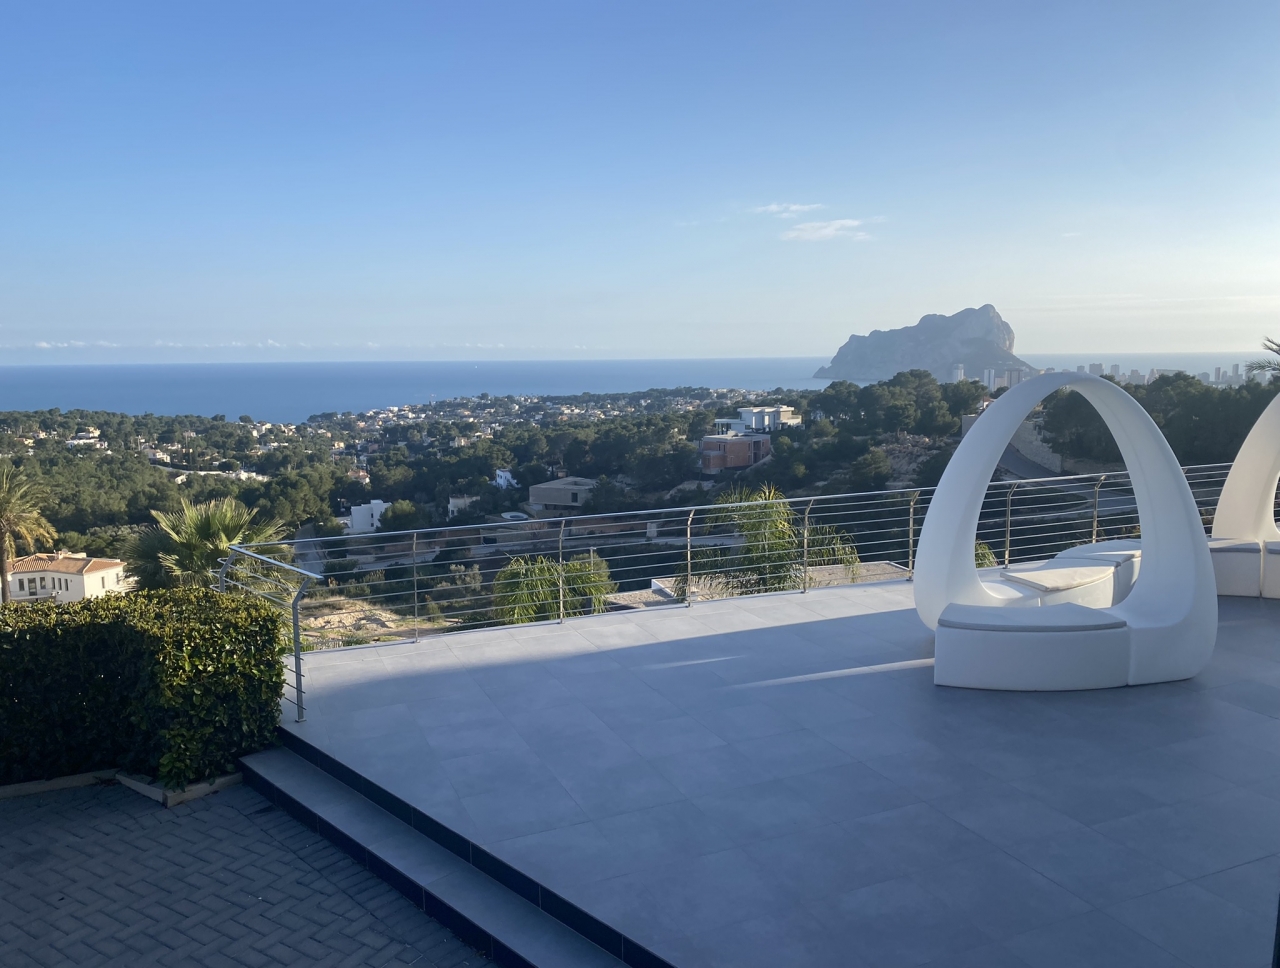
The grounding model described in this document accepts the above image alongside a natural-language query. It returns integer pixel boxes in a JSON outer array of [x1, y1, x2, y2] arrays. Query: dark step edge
[[269, 726, 675, 968]]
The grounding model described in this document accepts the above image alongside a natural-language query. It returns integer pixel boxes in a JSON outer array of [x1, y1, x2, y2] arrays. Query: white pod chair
[[915, 372, 1217, 690], [1210, 392, 1280, 598]]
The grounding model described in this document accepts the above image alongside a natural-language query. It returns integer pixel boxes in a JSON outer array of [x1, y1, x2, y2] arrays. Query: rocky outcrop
[[815, 305, 1033, 384]]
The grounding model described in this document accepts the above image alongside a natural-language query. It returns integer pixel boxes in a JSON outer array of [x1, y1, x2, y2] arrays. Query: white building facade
[[7, 553, 129, 602]]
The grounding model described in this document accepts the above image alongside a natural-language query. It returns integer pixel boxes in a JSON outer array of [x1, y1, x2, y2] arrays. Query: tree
[[124, 497, 287, 589], [0, 466, 58, 604], [1245, 337, 1280, 378], [492, 551, 617, 624], [694, 484, 858, 596]]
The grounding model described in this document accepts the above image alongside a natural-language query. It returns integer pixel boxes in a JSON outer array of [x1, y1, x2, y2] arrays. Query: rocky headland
[[815, 304, 1033, 384]]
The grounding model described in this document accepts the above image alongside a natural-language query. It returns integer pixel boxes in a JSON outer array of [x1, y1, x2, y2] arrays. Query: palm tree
[[492, 551, 617, 625], [124, 497, 287, 589], [1245, 337, 1280, 378], [691, 484, 859, 597], [0, 466, 58, 604]]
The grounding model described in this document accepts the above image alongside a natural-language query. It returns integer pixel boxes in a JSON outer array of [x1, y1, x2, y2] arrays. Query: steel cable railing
[[219, 462, 1247, 718]]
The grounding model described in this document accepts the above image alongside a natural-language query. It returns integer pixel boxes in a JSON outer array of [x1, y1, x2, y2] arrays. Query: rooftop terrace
[[245, 580, 1280, 968]]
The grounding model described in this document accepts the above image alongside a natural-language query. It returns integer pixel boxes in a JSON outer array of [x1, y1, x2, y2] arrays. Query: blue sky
[[1, 1, 1276, 363]]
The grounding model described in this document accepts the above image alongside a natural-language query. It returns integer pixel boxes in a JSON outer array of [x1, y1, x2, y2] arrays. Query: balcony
[[225, 464, 1280, 967]]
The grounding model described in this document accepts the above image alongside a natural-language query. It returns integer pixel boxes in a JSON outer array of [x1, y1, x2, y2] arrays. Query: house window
[[16, 579, 23, 591], [102, 577, 106, 589], [571, 492, 579, 503], [39, 577, 46, 589]]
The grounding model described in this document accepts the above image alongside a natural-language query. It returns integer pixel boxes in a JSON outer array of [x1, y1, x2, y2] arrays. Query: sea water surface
[[0, 359, 832, 423]]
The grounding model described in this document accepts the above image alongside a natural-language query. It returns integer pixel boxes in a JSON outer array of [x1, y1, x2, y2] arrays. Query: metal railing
[[219, 462, 1242, 719]]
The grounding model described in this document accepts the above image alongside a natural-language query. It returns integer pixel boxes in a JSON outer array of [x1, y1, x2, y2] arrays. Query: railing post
[[1091, 475, 1107, 544], [558, 519, 566, 623], [802, 499, 813, 592], [291, 577, 313, 723], [1004, 482, 1019, 568], [217, 550, 235, 592], [906, 491, 920, 579], [412, 532, 419, 642], [685, 508, 695, 606]]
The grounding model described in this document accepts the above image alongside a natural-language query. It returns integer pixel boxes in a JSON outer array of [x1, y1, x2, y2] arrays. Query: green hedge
[[0, 588, 285, 789]]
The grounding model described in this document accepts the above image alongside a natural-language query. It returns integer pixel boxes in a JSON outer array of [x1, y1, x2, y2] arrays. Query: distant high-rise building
[[1110, 364, 1120, 377], [1130, 369, 1144, 385], [1198, 372, 1211, 384], [983, 367, 997, 390], [1076, 365, 1086, 374], [1233, 363, 1241, 378], [1088, 363, 1104, 376], [1215, 367, 1222, 383], [1006, 369, 1023, 388], [950, 363, 965, 383]]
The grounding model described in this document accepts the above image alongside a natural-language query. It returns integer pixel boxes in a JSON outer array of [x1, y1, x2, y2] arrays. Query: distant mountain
[[815, 305, 1034, 384]]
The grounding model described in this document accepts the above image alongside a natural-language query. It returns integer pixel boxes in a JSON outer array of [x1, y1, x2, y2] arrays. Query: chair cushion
[[997, 560, 1117, 593], [938, 602, 1127, 633], [1268, 541, 1280, 556], [1057, 539, 1142, 562], [1208, 538, 1263, 554]]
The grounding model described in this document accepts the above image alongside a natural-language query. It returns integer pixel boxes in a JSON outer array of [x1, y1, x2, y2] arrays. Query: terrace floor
[[287, 581, 1280, 968]]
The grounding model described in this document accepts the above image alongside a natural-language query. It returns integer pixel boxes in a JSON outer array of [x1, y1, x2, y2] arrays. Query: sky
[[1, 1, 1277, 364]]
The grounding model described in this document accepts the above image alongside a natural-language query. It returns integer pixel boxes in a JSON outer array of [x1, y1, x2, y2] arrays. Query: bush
[[0, 588, 285, 789]]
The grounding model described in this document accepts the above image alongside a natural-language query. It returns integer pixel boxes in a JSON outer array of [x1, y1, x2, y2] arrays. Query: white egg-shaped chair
[[915, 372, 1217, 691], [1209, 391, 1280, 597]]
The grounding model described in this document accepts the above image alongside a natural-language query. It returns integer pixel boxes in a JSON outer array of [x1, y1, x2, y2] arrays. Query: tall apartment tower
[[1089, 363, 1105, 376]]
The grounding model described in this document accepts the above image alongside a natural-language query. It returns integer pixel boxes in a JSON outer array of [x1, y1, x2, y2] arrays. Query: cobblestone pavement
[[0, 781, 488, 968]]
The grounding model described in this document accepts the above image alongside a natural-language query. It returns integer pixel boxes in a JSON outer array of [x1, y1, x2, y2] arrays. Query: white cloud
[[780, 219, 869, 242], [754, 202, 823, 219]]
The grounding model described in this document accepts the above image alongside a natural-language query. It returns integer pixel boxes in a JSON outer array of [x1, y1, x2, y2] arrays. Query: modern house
[[6, 552, 128, 601], [699, 431, 771, 473], [527, 476, 596, 511], [712, 405, 802, 434], [346, 499, 389, 534]]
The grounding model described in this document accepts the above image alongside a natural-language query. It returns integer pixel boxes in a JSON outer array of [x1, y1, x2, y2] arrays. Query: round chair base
[[934, 603, 1130, 691]]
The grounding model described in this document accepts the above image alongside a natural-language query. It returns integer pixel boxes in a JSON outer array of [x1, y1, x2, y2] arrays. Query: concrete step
[[241, 747, 625, 968]]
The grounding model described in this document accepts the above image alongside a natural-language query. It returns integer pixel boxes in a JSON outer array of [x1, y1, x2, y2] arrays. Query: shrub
[[0, 588, 285, 789]]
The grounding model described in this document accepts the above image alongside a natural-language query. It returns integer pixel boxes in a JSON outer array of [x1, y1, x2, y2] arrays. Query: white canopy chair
[[915, 372, 1217, 691], [1061, 391, 1280, 598], [1208, 391, 1280, 598]]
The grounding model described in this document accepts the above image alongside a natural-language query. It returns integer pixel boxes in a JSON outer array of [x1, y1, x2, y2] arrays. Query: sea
[[0, 352, 1252, 424], [0, 359, 832, 424]]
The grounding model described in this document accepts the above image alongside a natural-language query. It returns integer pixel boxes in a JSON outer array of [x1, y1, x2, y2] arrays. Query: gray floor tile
[[1108, 882, 1274, 968], [783, 761, 920, 822], [1095, 787, 1280, 879], [1004, 910, 1188, 968], [742, 822, 904, 901], [460, 779, 588, 843], [914, 851, 1092, 941], [862, 747, 1000, 801], [487, 822, 634, 888], [550, 756, 686, 820], [847, 802, 994, 874], [594, 799, 737, 870], [439, 748, 559, 798], [693, 779, 830, 843], [649, 743, 774, 798], [423, 717, 531, 760], [808, 875, 994, 967], [930, 784, 1086, 847], [730, 728, 853, 779], [1159, 732, 1280, 784], [1194, 854, 1280, 920], [1009, 763, 1167, 825], [690, 701, 803, 742], [681, 909, 865, 968], [614, 715, 727, 758], [1006, 826, 1185, 907]]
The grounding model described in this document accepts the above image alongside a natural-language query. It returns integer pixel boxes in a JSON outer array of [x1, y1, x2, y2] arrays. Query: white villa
[[7, 552, 129, 602]]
